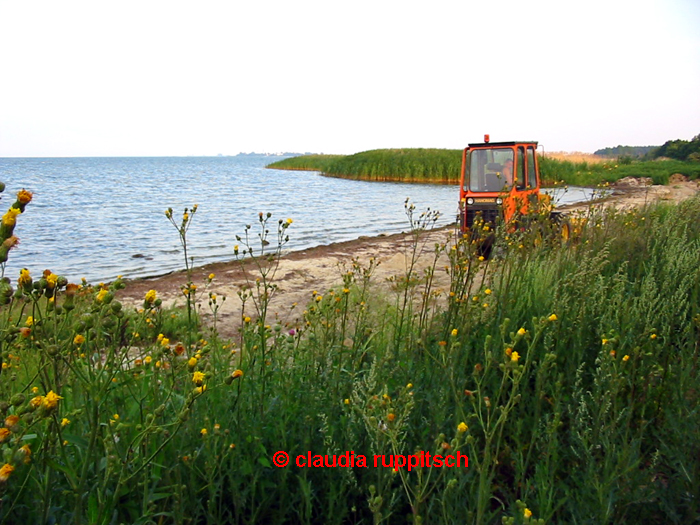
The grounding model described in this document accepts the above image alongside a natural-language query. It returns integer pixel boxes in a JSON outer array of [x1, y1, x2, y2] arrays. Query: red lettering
[[374, 455, 381, 467], [356, 455, 367, 467], [408, 454, 420, 471], [395, 455, 406, 470], [312, 455, 323, 467], [433, 454, 443, 467], [324, 455, 337, 467], [296, 455, 306, 467], [456, 451, 469, 467], [446, 455, 455, 468], [381, 455, 393, 468]]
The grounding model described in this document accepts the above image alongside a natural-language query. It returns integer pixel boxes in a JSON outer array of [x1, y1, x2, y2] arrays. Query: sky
[[1, 0, 699, 157]]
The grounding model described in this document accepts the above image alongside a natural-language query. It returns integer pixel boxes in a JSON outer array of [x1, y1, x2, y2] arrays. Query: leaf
[[258, 457, 271, 468]]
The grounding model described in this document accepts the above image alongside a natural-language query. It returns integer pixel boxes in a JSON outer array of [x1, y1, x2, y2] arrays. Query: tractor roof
[[467, 141, 538, 148]]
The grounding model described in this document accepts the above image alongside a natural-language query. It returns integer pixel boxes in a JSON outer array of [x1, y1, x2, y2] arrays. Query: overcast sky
[[1, 0, 698, 157]]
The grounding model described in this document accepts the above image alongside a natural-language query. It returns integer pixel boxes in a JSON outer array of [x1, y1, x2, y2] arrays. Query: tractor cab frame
[[459, 136, 543, 234]]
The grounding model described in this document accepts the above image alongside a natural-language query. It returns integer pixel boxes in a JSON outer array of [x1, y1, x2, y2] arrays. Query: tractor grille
[[465, 208, 500, 230]]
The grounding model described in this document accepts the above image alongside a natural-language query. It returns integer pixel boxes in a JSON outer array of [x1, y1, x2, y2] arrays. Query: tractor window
[[527, 147, 537, 188], [468, 148, 514, 192], [516, 147, 526, 190]]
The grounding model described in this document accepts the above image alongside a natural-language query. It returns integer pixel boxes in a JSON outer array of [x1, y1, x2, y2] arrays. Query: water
[[0, 156, 599, 283]]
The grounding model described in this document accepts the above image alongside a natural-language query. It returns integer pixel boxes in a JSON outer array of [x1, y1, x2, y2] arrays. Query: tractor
[[458, 135, 565, 255]]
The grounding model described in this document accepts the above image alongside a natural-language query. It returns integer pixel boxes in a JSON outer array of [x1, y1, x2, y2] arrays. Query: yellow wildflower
[[231, 369, 244, 380], [19, 444, 31, 464], [650, 333, 657, 340], [30, 396, 44, 408], [200, 428, 207, 436], [208, 273, 215, 280], [622, 355, 630, 362], [457, 422, 468, 433], [61, 418, 70, 427], [511, 351, 520, 362], [160, 337, 170, 347], [144, 289, 157, 304], [0, 428, 10, 442], [73, 334, 85, 345], [484, 288, 492, 295], [286, 218, 293, 224], [18, 268, 31, 287], [548, 313, 558, 321], [517, 327, 527, 336], [5, 415, 19, 428], [46, 273, 58, 289], [192, 371, 205, 386], [344, 399, 350, 405], [1, 207, 20, 227], [25, 316, 33, 327], [96, 289, 109, 302], [451, 328, 458, 337], [42, 391, 63, 409], [188, 357, 198, 368], [0, 464, 14, 483], [524, 508, 532, 518]]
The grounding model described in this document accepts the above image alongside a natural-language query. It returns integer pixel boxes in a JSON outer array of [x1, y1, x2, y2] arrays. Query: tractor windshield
[[466, 148, 515, 192]]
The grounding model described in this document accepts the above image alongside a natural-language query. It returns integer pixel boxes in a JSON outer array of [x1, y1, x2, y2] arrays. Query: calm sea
[[0, 156, 593, 284]]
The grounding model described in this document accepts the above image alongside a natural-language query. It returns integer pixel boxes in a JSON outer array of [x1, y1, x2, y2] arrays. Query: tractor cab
[[459, 135, 543, 233]]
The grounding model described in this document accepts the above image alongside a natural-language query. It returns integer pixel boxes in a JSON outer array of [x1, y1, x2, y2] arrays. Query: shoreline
[[117, 180, 700, 337]]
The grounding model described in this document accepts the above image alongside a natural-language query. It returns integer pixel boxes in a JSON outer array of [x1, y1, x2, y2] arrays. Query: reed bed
[[270, 149, 700, 188], [0, 183, 698, 524]]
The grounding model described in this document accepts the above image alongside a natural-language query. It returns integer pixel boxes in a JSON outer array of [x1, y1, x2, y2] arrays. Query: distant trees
[[595, 134, 700, 162]]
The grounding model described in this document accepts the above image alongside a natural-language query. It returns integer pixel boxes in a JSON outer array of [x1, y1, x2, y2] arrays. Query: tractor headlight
[[466, 198, 474, 205], [496, 197, 503, 205]]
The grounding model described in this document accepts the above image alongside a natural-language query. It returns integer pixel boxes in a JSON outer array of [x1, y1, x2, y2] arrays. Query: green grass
[[1, 185, 699, 524]]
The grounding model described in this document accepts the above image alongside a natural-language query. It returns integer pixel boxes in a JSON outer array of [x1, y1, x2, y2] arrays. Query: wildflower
[[144, 356, 153, 365], [505, 347, 512, 356], [17, 268, 31, 287], [43, 391, 63, 410], [61, 418, 70, 427], [524, 508, 532, 518], [387, 413, 396, 422], [406, 383, 413, 389], [0, 428, 10, 442], [30, 396, 44, 409], [19, 327, 31, 338], [144, 289, 157, 304], [511, 351, 520, 362], [231, 369, 244, 380], [344, 398, 350, 405], [19, 444, 31, 464], [46, 273, 58, 289], [160, 337, 170, 347], [1, 208, 20, 227], [451, 328, 458, 337], [458, 422, 468, 433], [0, 464, 14, 483], [243, 316, 251, 323], [194, 385, 207, 394], [286, 218, 293, 224], [5, 415, 19, 428], [548, 313, 558, 322], [188, 357, 198, 368], [478, 256, 485, 262], [73, 334, 85, 345], [650, 333, 657, 340], [208, 273, 215, 280], [602, 338, 609, 345], [201, 428, 208, 437], [96, 289, 109, 302], [622, 355, 630, 362], [517, 327, 527, 336], [438, 341, 447, 346], [192, 371, 205, 386], [25, 316, 33, 327], [484, 288, 492, 295], [17, 189, 33, 205]]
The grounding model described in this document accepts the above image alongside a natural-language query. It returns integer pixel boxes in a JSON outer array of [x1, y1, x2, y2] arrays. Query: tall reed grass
[[0, 179, 698, 524]]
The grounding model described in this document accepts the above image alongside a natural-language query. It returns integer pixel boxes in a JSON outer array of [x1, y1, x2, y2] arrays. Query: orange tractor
[[459, 135, 564, 254]]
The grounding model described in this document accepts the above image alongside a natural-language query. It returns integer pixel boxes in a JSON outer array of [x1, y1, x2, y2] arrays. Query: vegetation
[[539, 156, 700, 186], [0, 179, 699, 523], [650, 133, 700, 162], [266, 154, 346, 173], [594, 145, 657, 158]]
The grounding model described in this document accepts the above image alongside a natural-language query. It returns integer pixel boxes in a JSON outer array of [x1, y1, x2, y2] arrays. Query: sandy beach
[[117, 179, 700, 338]]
